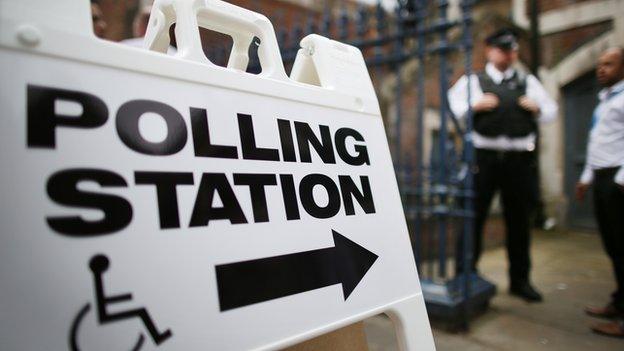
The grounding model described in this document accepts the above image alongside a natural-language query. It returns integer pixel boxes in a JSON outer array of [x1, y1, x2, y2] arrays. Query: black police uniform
[[471, 70, 536, 286], [456, 30, 546, 300]]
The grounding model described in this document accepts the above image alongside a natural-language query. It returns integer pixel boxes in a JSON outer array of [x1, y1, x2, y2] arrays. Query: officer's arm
[[448, 74, 482, 120], [526, 75, 558, 123]]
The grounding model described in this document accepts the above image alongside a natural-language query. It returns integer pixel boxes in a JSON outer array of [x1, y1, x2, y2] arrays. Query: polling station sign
[[0, 1, 435, 350]]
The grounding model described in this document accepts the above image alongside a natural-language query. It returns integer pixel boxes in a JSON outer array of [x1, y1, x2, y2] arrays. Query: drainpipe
[[529, 0, 540, 76]]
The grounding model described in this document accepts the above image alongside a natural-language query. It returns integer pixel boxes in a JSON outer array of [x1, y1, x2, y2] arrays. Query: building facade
[[94, 0, 624, 230], [513, 0, 624, 228]]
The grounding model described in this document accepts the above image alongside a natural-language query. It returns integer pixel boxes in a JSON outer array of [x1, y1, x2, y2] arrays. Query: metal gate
[[236, 0, 496, 328]]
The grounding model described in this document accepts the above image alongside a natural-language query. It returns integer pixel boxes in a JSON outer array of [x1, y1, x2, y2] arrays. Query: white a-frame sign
[[0, 0, 435, 349]]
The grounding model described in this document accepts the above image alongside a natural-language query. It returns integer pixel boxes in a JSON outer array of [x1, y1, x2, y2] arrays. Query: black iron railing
[[209, 0, 496, 328]]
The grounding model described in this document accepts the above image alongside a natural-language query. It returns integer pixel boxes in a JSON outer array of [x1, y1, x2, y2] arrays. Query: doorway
[[563, 70, 599, 229]]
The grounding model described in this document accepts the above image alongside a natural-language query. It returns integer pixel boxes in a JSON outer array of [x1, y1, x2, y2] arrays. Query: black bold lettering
[[279, 174, 300, 220], [135, 171, 194, 229], [116, 100, 187, 155], [237, 113, 280, 161], [335, 128, 370, 166], [27, 85, 108, 148], [233, 174, 277, 223], [299, 174, 341, 219], [277, 119, 296, 162], [190, 107, 238, 159], [294, 122, 336, 164], [189, 173, 247, 226], [338, 175, 376, 215], [46, 169, 132, 236]]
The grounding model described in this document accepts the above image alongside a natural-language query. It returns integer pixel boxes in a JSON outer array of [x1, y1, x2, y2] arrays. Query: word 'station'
[[28, 85, 377, 237]]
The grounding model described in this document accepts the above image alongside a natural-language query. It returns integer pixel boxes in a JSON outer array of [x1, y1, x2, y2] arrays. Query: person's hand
[[575, 182, 590, 202], [473, 93, 499, 112], [518, 95, 540, 115]]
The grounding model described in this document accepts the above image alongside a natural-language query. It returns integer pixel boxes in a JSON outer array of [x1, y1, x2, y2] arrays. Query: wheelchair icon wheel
[[69, 303, 145, 351]]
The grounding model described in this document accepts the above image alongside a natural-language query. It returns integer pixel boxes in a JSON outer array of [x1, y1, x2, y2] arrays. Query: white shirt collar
[[599, 79, 624, 101], [486, 62, 515, 84]]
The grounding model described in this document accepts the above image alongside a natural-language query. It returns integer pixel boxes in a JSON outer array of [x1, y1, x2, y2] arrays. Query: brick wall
[[541, 20, 613, 68], [534, 0, 598, 13], [94, 0, 362, 43], [95, 1, 316, 39], [94, 0, 357, 68], [97, 0, 139, 41]]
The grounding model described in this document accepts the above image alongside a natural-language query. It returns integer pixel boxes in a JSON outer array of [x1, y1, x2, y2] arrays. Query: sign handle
[[145, 0, 288, 81]]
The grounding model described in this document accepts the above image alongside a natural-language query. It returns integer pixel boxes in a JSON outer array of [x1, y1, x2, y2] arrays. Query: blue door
[[563, 70, 599, 230]]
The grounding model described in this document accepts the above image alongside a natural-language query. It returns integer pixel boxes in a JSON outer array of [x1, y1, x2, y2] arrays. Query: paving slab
[[363, 230, 624, 350]]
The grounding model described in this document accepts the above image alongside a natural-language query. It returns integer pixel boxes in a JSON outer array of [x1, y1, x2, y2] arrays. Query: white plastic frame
[[0, 0, 435, 350]]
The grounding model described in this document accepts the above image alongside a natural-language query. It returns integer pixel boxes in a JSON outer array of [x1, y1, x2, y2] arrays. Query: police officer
[[448, 28, 558, 302]]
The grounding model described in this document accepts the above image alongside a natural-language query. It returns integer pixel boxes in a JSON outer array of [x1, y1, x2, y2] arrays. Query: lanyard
[[590, 86, 624, 130]]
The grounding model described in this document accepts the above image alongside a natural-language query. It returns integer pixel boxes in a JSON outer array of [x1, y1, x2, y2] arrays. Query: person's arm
[[576, 164, 593, 202], [611, 101, 624, 191], [615, 166, 624, 191], [580, 165, 594, 185], [448, 74, 484, 119], [524, 74, 558, 123]]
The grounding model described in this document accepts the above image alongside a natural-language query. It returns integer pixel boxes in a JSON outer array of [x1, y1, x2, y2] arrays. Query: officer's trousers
[[457, 148, 534, 285]]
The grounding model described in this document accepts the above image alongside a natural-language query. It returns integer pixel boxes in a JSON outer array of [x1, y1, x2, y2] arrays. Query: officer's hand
[[473, 93, 499, 112], [575, 182, 590, 202], [518, 96, 540, 115]]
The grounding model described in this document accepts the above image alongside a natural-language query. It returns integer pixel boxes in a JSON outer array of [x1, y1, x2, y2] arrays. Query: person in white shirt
[[448, 28, 558, 302], [576, 47, 624, 338]]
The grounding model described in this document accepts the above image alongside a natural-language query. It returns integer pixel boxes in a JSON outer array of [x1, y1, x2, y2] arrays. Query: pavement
[[363, 230, 624, 350]]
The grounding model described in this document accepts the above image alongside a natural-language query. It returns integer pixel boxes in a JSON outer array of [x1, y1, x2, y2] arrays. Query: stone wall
[[541, 20, 613, 68]]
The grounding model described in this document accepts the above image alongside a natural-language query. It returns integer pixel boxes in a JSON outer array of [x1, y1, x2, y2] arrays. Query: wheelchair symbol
[[69, 254, 172, 351]]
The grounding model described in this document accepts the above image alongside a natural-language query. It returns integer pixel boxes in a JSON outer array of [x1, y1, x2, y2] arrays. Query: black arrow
[[215, 230, 378, 311]]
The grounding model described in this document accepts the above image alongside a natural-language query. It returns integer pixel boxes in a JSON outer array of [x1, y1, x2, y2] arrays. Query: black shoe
[[591, 319, 624, 338], [510, 282, 543, 303], [585, 303, 623, 320]]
